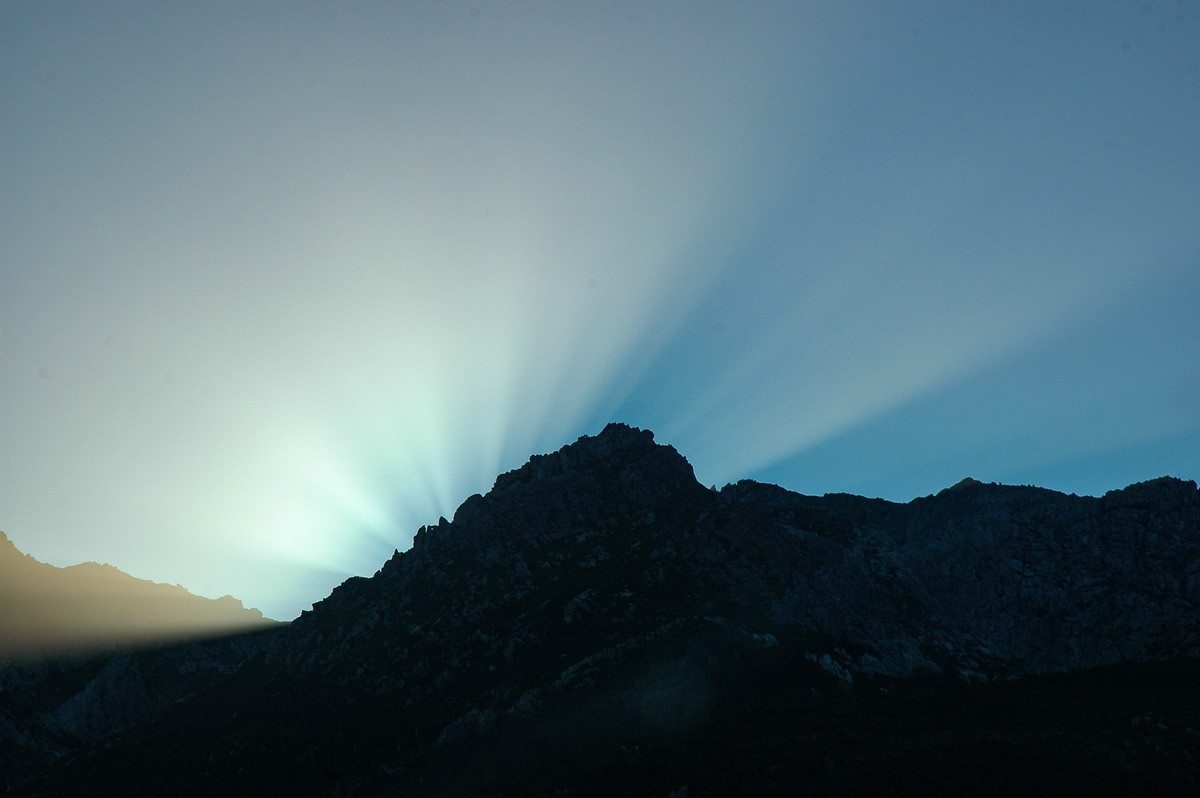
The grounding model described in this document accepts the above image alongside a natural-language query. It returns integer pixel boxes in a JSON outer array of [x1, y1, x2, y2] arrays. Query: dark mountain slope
[[7, 423, 1199, 795]]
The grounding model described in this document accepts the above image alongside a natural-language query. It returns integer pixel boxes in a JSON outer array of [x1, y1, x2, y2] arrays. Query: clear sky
[[3, 1, 1198, 621]]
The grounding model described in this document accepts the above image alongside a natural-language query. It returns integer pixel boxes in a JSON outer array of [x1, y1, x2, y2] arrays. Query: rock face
[[5, 424, 1199, 796]]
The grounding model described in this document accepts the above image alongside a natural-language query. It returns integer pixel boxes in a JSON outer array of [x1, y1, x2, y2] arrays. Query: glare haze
[[3, 1, 1198, 621]]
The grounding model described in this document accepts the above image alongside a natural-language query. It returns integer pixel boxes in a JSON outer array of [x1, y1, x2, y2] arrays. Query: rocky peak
[[423, 423, 708, 548], [488, 422, 697, 505], [287, 424, 719, 668], [1103, 475, 1200, 507], [941, 476, 986, 493]]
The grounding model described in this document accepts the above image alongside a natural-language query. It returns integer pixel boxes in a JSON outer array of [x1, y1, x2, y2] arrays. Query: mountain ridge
[[0, 530, 279, 663], [4, 423, 1198, 795]]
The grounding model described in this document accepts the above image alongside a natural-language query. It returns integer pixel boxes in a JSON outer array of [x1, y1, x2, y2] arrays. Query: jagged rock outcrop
[[6, 423, 1199, 796]]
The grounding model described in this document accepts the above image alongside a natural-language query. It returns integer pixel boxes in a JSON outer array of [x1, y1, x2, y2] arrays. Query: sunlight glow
[[2, 2, 1196, 622]]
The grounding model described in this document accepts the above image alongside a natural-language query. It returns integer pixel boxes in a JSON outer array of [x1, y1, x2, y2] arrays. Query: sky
[[2, 1, 1198, 622]]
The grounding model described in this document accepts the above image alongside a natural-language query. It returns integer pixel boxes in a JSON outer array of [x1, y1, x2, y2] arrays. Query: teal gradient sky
[[3, 1, 1198, 621]]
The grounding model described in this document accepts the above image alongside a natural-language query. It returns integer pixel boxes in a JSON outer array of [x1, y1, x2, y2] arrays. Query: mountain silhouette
[[3, 423, 1198, 795], [0, 531, 278, 662]]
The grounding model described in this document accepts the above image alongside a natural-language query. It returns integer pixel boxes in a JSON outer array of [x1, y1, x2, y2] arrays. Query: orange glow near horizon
[[1, 532, 280, 662]]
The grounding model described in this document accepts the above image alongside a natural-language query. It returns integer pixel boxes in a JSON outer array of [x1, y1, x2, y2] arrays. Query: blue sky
[[2, 1, 1198, 621]]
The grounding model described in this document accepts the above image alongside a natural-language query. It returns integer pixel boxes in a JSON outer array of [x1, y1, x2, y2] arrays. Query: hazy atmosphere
[[3, 1, 1198, 621]]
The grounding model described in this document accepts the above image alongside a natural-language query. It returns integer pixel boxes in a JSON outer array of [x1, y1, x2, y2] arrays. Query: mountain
[[0, 531, 279, 662], [4, 423, 1198, 795]]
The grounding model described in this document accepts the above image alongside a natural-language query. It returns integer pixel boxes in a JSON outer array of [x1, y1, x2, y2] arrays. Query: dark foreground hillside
[[5, 424, 1198, 795], [16, 650, 1200, 796]]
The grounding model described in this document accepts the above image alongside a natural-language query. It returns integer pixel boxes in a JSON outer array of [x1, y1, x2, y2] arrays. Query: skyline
[[3, 1, 1198, 621]]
